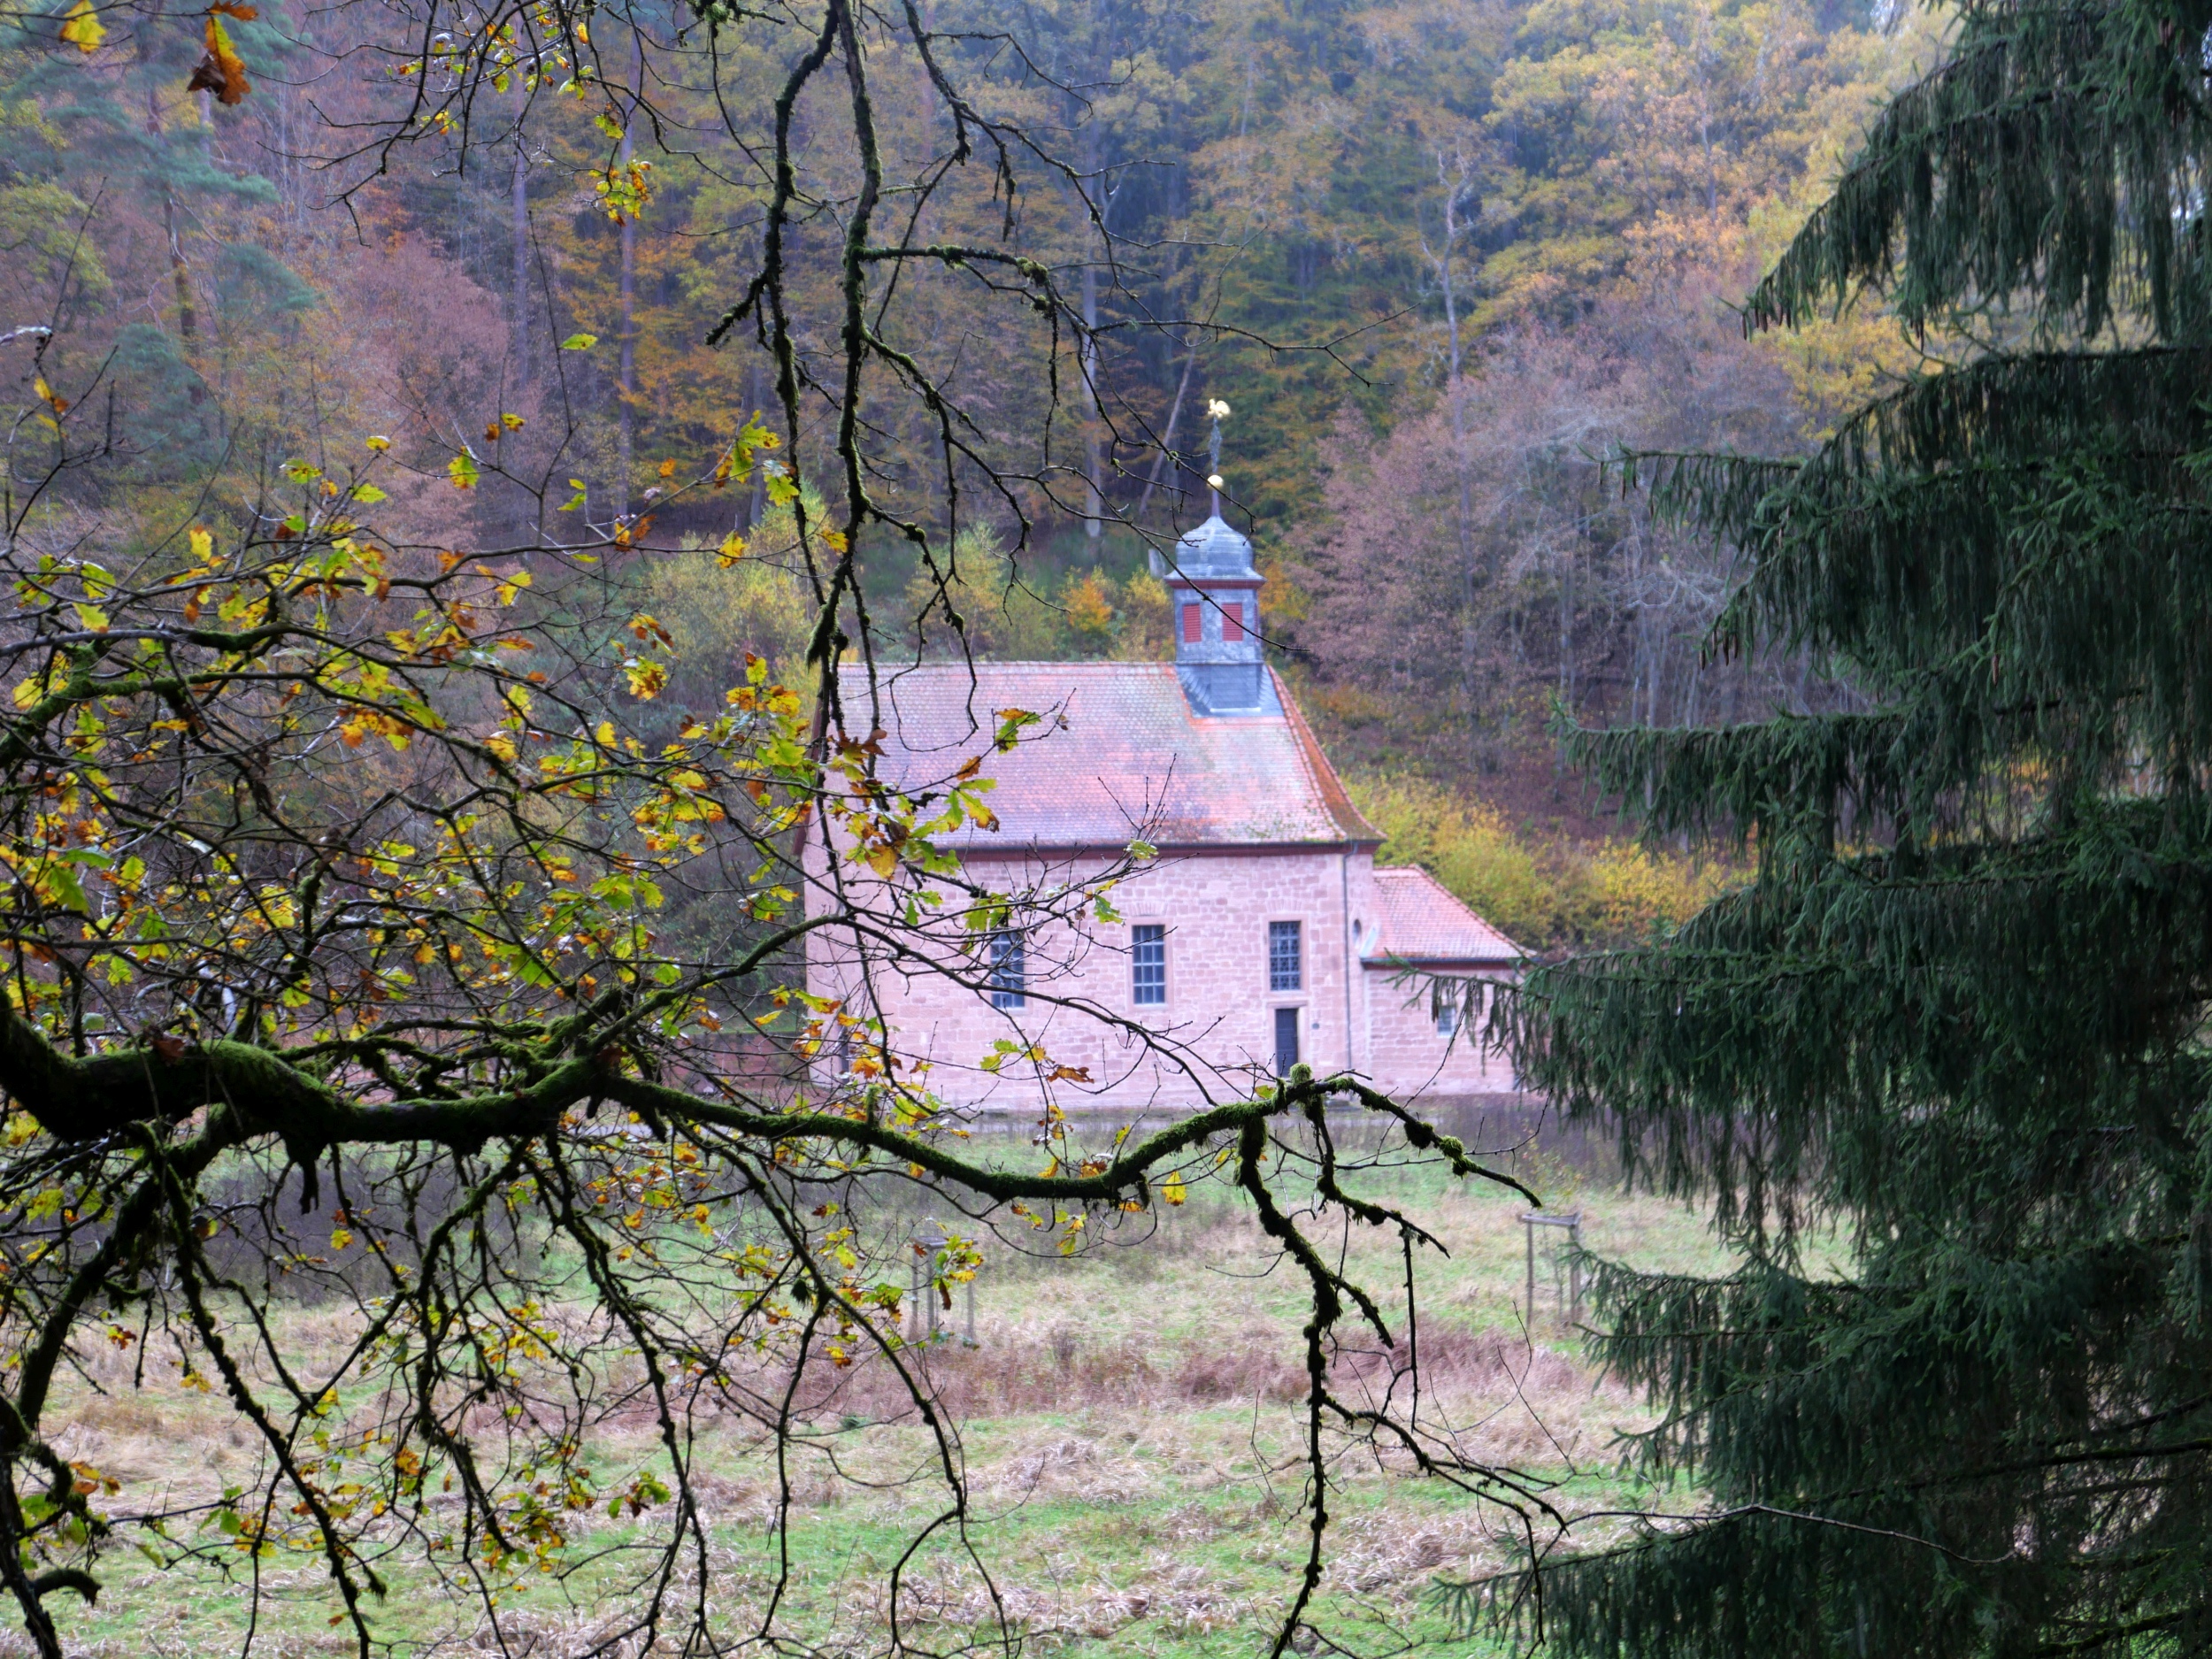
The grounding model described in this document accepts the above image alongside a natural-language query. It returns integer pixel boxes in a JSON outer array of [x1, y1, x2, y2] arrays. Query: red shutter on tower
[[1223, 606, 1245, 642], [1181, 603, 1202, 643]]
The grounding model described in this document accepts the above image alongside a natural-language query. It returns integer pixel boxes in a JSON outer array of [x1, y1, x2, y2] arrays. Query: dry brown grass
[[25, 1183, 1717, 1655]]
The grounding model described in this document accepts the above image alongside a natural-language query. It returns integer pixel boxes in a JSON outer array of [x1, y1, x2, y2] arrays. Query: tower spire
[[1148, 412, 1270, 717], [1205, 397, 1229, 518]]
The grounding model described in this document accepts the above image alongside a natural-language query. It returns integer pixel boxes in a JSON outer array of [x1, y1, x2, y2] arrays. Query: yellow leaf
[[365, 434, 391, 452], [716, 532, 747, 569], [188, 526, 213, 563], [1161, 1171, 1187, 1206], [33, 376, 67, 416], [58, 0, 104, 52], [447, 451, 480, 490], [657, 457, 676, 479]]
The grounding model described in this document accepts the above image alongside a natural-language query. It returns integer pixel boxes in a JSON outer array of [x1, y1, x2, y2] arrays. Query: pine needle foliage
[[1466, 3, 2212, 1654]]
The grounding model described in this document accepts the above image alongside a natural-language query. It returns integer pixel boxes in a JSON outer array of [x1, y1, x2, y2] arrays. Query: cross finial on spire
[[1204, 398, 1230, 518]]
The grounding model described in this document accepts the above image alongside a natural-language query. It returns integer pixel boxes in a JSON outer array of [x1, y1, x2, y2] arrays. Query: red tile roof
[[1368, 865, 1521, 964], [837, 662, 1379, 849]]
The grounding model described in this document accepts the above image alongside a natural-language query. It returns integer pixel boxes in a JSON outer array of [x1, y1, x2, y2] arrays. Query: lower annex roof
[[1367, 865, 1522, 964]]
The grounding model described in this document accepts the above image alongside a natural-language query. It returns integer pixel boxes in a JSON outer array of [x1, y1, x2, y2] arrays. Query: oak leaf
[[188, 14, 250, 104]]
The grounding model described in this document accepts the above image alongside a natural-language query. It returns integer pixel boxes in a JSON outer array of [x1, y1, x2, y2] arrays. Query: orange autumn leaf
[[188, 13, 250, 104]]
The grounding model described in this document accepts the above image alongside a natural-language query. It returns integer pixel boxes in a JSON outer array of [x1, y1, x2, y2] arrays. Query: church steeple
[[1150, 401, 1271, 716]]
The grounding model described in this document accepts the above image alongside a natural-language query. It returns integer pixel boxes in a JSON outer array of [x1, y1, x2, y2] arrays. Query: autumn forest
[[7, 0, 1934, 946], [7, 0, 2203, 1654]]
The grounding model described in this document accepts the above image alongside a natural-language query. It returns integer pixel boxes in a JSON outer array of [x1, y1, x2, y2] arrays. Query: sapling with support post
[[909, 1218, 978, 1346], [1520, 1208, 1583, 1331]]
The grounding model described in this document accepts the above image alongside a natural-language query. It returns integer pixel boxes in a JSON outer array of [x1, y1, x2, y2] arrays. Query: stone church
[[804, 511, 1520, 1111]]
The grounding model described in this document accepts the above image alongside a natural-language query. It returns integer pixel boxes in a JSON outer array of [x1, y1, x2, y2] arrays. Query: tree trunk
[[616, 139, 636, 520], [143, 87, 198, 342], [1434, 159, 1481, 766], [1081, 255, 1102, 541], [1557, 551, 1574, 719], [1077, 116, 1108, 545], [1135, 333, 1197, 523], [614, 42, 641, 520], [511, 140, 531, 391]]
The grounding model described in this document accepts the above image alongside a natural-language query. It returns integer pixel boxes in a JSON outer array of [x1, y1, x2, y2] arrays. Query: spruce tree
[[1488, 1, 2212, 1653]]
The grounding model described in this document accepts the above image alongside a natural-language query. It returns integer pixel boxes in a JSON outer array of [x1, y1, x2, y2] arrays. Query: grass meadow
[[29, 1111, 1735, 1658]]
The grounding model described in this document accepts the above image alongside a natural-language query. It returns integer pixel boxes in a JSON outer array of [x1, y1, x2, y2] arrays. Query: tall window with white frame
[[987, 930, 1026, 1010], [1132, 924, 1166, 1005], [1268, 920, 1302, 992], [1269, 920, 1302, 1076]]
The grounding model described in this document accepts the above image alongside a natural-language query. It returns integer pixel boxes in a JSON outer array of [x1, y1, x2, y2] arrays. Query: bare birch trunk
[[511, 141, 531, 391], [1434, 158, 1481, 767], [614, 42, 641, 520]]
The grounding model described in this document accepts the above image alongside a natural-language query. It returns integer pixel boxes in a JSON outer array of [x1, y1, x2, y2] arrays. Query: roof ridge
[[838, 659, 1173, 672]]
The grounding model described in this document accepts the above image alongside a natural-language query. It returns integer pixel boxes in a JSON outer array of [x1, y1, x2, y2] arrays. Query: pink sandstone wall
[[805, 840, 1519, 1113], [1359, 969, 1519, 1100]]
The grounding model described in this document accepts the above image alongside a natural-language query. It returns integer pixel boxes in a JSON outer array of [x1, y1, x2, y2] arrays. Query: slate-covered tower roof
[[837, 660, 1379, 850], [1149, 516, 1269, 716]]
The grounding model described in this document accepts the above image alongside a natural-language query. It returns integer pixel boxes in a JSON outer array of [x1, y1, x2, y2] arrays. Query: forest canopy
[[3, 0, 1934, 783]]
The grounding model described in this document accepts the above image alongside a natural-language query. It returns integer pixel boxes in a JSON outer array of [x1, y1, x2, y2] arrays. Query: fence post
[[1569, 1217, 1582, 1328], [1525, 1215, 1536, 1330]]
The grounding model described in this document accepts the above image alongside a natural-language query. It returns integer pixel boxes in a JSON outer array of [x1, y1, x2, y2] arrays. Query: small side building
[[804, 514, 1521, 1111]]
